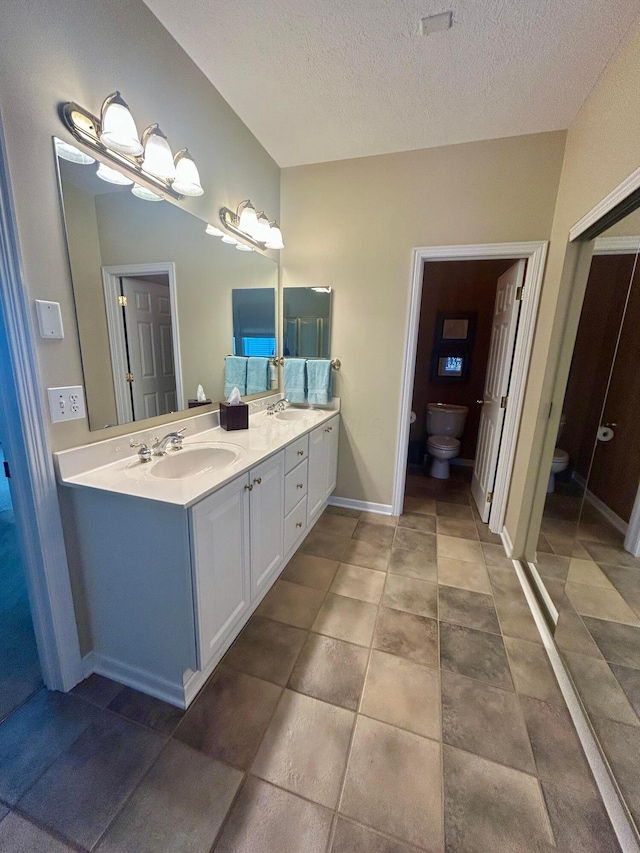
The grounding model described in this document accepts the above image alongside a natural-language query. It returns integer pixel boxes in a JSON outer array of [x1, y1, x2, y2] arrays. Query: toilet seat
[[427, 435, 460, 451], [552, 448, 569, 465]]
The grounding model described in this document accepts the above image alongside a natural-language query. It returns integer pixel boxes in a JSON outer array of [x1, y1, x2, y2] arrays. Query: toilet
[[547, 413, 569, 493], [426, 403, 468, 479]]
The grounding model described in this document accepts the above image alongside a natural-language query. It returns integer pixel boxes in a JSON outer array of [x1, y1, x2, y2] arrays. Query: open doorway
[[393, 242, 548, 545]]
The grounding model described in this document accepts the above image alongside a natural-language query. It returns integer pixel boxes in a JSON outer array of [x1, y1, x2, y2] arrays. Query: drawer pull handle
[[325, 427, 332, 433], [297, 450, 304, 456], [244, 484, 253, 492], [297, 483, 304, 489], [296, 522, 303, 528], [253, 477, 262, 485]]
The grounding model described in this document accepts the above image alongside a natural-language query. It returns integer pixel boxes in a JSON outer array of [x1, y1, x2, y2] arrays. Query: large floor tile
[[107, 687, 185, 735], [280, 553, 340, 591], [330, 563, 386, 604], [388, 547, 438, 582], [312, 593, 379, 646], [174, 665, 281, 769], [0, 689, 98, 804], [582, 617, 640, 668], [520, 696, 597, 796], [553, 611, 603, 658], [288, 633, 368, 710], [439, 622, 513, 690], [394, 527, 437, 557], [251, 689, 354, 808], [610, 663, 640, 718], [441, 670, 535, 773], [563, 652, 639, 726], [481, 543, 513, 570], [0, 812, 77, 853], [566, 558, 614, 588], [438, 585, 499, 634], [437, 557, 491, 594], [582, 541, 640, 569], [214, 776, 333, 853], [361, 649, 440, 739], [71, 674, 123, 708], [565, 582, 640, 626], [503, 637, 564, 706], [535, 552, 570, 582], [313, 512, 360, 538], [302, 530, 351, 562], [382, 575, 438, 618], [541, 782, 622, 853], [331, 817, 420, 853], [342, 538, 391, 571], [492, 589, 543, 644], [591, 716, 640, 827], [359, 511, 399, 527], [443, 745, 554, 853], [436, 517, 479, 540], [599, 564, 640, 616], [341, 716, 442, 849], [352, 521, 396, 547], [255, 579, 325, 628], [222, 615, 307, 686], [397, 512, 437, 534], [436, 501, 473, 520], [96, 740, 242, 853], [373, 607, 439, 668], [437, 535, 483, 564], [18, 711, 165, 849], [403, 495, 437, 516]]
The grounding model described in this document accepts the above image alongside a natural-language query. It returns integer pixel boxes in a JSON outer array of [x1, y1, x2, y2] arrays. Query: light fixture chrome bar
[[218, 206, 267, 250], [61, 102, 184, 201]]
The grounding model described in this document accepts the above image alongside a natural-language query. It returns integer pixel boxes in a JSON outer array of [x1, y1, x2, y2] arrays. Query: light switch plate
[[47, 386, 86, 423], [35, 300, 64, 339]]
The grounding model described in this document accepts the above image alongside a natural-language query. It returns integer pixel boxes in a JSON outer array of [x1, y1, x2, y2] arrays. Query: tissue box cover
[[219, 401, 248, 430]]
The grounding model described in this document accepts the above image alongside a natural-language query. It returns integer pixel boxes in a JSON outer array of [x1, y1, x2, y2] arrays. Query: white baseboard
[[526, 561, 559, 624], [81, 650, 95, 680], [512, 559, 640, 853], [451, 457, 475, 468], [328, 496, 394, 516], [573, 472, 628, 535], [91, 653, 188, 709], [500, 526, 514, 557]]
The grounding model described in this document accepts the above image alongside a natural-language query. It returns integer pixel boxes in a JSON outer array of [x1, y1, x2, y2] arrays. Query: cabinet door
[[190, 475, 250, 670], [250, 451, 285, 600], [324, 416, 339, 499], [307, 423, 328, 522]]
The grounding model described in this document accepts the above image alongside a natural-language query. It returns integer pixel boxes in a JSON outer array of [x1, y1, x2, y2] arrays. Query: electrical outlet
[[47, 386, 86, 423]]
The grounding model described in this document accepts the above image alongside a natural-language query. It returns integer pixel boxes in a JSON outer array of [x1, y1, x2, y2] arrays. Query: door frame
[[392, 241, 548, 537], [102, 263, 183, 423], [0, 113, 83, 691]]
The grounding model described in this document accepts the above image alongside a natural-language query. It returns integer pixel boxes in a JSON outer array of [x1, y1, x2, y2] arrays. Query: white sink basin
[[275, 409, 316, 422], [149, 445, 241, 480]]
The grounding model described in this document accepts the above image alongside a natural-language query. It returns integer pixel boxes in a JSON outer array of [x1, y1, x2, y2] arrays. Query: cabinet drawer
[[284, 497, 308, 555], [285, 459, 308, 515], [285, 435, 309, 473]]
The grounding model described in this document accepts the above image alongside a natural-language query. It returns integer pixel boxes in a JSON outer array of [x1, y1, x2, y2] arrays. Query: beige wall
[[505, 20, 640, 556], [281, 132, 566, 506], [0, 0, 280, 452]]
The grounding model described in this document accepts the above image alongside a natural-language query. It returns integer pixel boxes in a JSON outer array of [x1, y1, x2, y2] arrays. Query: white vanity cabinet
[[307, 415, 340, 522]]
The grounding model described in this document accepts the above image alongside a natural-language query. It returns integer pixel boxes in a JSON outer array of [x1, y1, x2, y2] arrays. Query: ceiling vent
[[420, 11, 454, 35]]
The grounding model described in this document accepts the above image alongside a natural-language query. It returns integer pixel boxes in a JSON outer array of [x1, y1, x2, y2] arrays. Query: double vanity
[[55, 400, 340, 708]]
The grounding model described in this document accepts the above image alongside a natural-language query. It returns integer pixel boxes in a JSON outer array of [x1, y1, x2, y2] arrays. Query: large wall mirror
[[54, 139, 278, 431], [528, 204, 640, 831]]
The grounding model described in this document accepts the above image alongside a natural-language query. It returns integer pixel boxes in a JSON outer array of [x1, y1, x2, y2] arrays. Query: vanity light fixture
[[55, 139, 95, 165], [236, 244, 253, 252], [61, 92, 204, 201], [96, 162, 133, 186], [217, 200, 284, 251], [132, 183, 163, 201], [221, 235, 240, 245], [205, 223, 224, 236]]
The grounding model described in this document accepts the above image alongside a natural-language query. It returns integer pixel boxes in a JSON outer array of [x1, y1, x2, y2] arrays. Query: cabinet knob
[[253, 477, 262, 485], [297, 483, 304, 489], [244, 483, 253, 491], [297, 450, 304, 456], [325, 427, 332, 433], [296, 522, 303, 528]]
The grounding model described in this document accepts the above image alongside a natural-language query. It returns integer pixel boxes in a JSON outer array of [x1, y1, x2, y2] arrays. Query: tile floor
[[0, 468, 622, 852], [539, 480, 640, 834]]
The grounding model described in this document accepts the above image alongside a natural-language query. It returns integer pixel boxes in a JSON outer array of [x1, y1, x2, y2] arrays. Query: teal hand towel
[[246, 357, 269, 395], [307, 359, 332, 405], [224, 356, 248, 397], [284, 358, 307, 404]]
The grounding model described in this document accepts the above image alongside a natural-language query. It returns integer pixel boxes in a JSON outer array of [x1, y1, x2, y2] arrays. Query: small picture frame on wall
[[435, 311, 477, 344], [430, 350, 471, 382]]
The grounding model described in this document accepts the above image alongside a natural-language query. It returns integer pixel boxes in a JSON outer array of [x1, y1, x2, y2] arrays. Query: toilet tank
[[426, 403, 468, 438]]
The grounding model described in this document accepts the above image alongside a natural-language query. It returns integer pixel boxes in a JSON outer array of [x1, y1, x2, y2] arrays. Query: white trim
[[328, 496, 394, 516], [92, 652, 188, 708], [594, 236, 640, 255], [102, 263, 184, 423], [625, 481, 640, 558], [573, 471, 629, 536], [526, 560, 559, 624], [500, 524, 513, 557], [0, 113, 83, 691], [392, 241, 548, 539], [513, 558, 640, 853], [570, 165, 640, 241]]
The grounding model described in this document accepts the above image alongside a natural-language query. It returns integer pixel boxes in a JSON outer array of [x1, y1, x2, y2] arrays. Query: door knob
[[604, 422, 618, 428], [476, 400, 484, 405]]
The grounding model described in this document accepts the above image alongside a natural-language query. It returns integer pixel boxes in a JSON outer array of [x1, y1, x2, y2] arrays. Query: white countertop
[[54, 404, 339, 508]]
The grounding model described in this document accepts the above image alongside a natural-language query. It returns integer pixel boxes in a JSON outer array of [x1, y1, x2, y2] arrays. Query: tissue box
[[219, 401, 248, 430]]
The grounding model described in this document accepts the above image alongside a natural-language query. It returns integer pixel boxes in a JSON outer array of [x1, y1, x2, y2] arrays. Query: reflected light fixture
[[236, 243, 253, 252], [205, 223, 224, 236], [217, 200, 284, 251], [55, 139, 95, 165], [96, 162, 133, 185], [221, 235, 240, 245], [61, 92, 204, 201], [132, 183, 163, 201]]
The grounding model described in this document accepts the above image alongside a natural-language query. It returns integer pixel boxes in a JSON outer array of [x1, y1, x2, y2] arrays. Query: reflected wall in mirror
[[55, 139, 279, 430], [283, 287, 332, 358], [531, 207, 640, 832]]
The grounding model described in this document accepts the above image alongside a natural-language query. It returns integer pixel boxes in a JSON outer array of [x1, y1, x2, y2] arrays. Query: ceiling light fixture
[[217, 200, 284, 251], [61, 92, 204, 201]]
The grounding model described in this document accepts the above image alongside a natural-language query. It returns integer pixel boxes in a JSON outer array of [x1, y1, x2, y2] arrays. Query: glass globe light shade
[[172, 149, 204, 196], [221, 235, 240, 244], [141, 125, 176, 180], [132, 183, 163, 201], [206, 224, 224, 236], [265, 222, 284, 250], [238, 201, 258, 237], [100, 93, 143, 156], [55, 139, 95, 165], [96, 162, 133, 185], [253, 213, 271, 243], [235, 243, 253, 252]]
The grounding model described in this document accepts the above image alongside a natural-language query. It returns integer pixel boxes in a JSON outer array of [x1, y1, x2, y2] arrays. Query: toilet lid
[[428, 435, 460, 450], [553, 448, 569, 464]]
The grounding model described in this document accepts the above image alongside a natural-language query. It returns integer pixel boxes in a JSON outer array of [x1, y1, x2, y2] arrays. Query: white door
[[249, 451, 285, 600], [471, 260, 526, 522], [121, 277, 177, 420]]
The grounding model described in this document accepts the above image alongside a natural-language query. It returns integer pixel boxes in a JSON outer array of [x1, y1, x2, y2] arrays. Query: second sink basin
[[150, 445, 241, 480], [275, 409, 316, 422]]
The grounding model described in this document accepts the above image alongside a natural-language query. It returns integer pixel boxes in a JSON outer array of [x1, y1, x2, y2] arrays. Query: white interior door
[[471, 260, 526, 522], [121, 277, 177, 420]]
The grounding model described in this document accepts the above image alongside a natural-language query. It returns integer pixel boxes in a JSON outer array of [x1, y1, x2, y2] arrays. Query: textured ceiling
[[143, 0, 640, 167]]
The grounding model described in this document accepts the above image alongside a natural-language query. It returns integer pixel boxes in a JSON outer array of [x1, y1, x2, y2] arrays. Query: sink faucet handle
[[129, 439, 153, 463]]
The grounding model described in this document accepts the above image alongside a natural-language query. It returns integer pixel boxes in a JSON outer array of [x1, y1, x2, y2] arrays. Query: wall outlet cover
[[47, 386, 86, 423]]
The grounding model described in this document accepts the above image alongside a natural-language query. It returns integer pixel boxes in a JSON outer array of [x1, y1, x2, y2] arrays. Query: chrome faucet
[[129, 439, 153, 463], [266, 399, 289, 415], [152, 427, 187, 455]]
